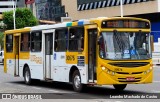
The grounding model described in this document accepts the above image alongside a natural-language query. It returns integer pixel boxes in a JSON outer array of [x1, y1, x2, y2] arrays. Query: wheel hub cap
[[25, 71, 29, 82], [74, 75, 80, 88]]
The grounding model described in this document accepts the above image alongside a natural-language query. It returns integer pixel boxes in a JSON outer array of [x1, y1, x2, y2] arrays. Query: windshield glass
[[99, 32, 151, 60]]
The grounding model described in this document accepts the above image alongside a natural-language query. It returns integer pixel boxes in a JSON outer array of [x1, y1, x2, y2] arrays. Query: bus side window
[[69, 27, 84, 51], [54, 28, 68, 52], [31, 31, 42, 52], [6, 34, 13, 52], [20, 33, 30, 52]]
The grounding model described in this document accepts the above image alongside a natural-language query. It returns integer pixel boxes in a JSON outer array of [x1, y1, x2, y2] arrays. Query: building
[[25, 0, 36, 18], [26, 0, 67, 22], [62, 0, 158, 20], [0, 0, 25, 19], [0, 0, 25, 14]]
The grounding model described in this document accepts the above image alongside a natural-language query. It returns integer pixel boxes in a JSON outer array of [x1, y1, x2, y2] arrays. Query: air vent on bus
[[116, 72, 129, 74], [132, 72, 143, 74], [108, 62, 149, 67]]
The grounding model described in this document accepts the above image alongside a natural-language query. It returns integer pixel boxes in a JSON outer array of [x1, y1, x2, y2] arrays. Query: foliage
[[0, 32, 4, 50], [3, 8, 38, 30]]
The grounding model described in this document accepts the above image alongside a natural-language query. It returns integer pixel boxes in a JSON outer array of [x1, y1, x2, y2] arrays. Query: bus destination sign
[[101, 20, 150, 28]]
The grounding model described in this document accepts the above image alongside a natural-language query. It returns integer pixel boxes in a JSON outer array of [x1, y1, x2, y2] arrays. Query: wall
[[62, 0, 158, 20]]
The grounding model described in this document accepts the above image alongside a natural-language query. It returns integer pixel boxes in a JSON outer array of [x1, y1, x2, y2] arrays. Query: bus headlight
[[101, 65, 115, 76], [101, 66, 106, 70], [144, 67, 152, 74]]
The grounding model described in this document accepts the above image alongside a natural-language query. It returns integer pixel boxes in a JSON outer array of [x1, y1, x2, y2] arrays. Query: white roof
[[31, 22, 68, 31]]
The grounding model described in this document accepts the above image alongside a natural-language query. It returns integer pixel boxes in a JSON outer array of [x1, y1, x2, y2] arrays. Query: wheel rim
[[74, 75, 81, 89], [25, 71, 30, 83]]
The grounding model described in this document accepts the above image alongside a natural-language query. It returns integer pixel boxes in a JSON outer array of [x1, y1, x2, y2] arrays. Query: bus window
[[69, 27, 84, 51], [6, 34, 13, 52], [31, 31, 42, 52], [54, 28, 68, 52], [20, 33, 30, 51]]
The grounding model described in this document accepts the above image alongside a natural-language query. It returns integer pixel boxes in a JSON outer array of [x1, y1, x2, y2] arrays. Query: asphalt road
[[0, 64, 160, 102]]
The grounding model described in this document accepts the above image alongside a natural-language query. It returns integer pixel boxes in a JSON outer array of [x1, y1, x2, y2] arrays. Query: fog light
[[112, 72, 115, 75]]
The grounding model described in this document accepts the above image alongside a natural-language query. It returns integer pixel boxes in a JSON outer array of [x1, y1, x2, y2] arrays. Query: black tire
[[113, 84, 127, 91], [24, 67, 32, 85], [72, 70, 84, 92]]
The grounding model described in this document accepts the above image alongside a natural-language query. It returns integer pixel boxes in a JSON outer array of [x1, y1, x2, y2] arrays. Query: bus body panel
[[97, 58, 153, 84], [4, 17, 153, 90], [53, 52, 69, 82], [6, 59, 15, 75], [29, 52, 44, 80], [42, 29, 55, 80]]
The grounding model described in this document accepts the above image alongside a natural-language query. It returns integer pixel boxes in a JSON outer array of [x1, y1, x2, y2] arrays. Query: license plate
[[126, 77, 135, 81]]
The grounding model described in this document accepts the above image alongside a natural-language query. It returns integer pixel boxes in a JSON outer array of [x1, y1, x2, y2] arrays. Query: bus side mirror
[[98, 35, 102, 45]]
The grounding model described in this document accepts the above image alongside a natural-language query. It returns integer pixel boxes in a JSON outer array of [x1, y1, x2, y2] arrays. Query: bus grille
[[108, 62, 149, 67], [116, 72, 143, 75]]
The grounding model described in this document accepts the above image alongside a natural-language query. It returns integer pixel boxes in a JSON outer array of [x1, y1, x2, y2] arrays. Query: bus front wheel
[[72, 70, 83, 92], [24, 67, 32, 85], [113, 84, 127, 91]]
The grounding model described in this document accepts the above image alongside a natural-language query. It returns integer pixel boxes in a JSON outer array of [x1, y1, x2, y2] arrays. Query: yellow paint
[[96, 58, 153, 85], [19, 52, 30, 59], [86, 17, 152, 85], [66, 52, 78, 64], [72, 22, 78, 26], [87, 25, 97, 29], [5, 28, 30, 34], [14, 33, 21, 36], [4, 35, 7, 73], [4, 28, 31, 73]]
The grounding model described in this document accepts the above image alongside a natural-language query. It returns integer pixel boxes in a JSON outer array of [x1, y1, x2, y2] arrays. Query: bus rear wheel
[[72, 70, 83, 92], [113, 84, 127, 91], [24, 67, 32, 85]]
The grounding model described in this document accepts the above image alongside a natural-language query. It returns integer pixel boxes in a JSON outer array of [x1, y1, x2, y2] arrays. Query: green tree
[[3, 8, 38, 30]]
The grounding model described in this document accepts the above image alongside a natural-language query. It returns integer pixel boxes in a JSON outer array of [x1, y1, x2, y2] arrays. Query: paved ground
[[0, 64, 160, 102]]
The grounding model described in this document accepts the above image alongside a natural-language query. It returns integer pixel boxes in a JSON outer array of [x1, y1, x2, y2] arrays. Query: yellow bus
[[4, 17, 153, 92]]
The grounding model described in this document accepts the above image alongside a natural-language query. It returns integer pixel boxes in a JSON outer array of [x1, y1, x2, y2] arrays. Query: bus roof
[[30, 19, 92, 31], [30, 17, 150, 32], [4, 27, 31, 34], [4, 17, 150, 33]]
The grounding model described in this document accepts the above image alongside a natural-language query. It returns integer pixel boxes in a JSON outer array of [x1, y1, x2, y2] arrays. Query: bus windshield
[[99, 32, 151, 60]]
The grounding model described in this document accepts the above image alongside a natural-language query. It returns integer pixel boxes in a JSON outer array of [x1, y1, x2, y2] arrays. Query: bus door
[[44, 30, 54, 79], [14, 34, 20, 76], [88, 29, 97, 82]]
